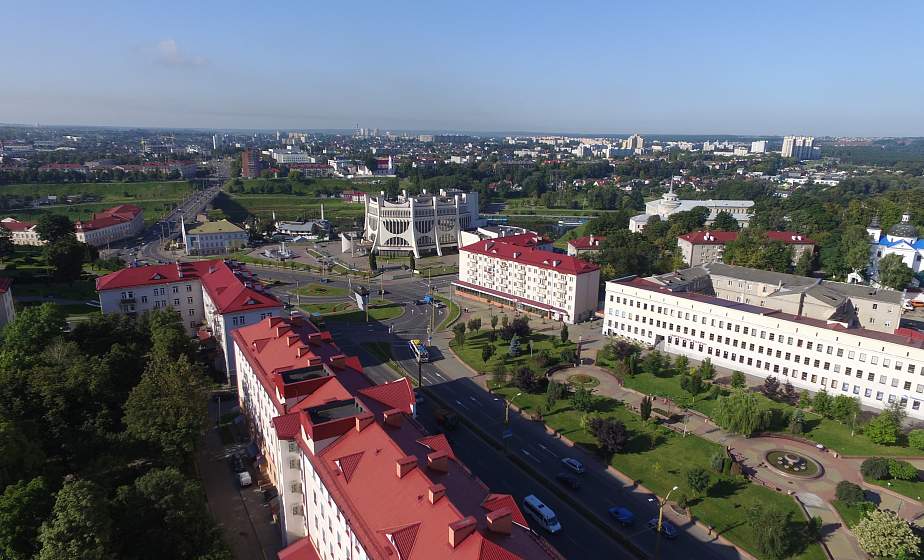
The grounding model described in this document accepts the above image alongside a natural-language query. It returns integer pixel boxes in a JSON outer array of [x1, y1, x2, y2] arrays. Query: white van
[[522, 495, 562, 533]]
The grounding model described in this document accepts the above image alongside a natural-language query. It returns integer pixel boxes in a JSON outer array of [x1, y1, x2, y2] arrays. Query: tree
[[123, 355, 208, 463], [491, 362, 507, 385], [865, 411, 900, 445], [559, 347, 576, 364], [0, 477, 54, 560], [0, 228, 13, 262], [788, 409, 806, 435], [0, 418, 45, 488], [595, 229, 659, 279], [781, 380, 796, 404], [512, 366, 536, 392], [0, 303, 67, 365], [841, 225, 872, 276], [673, 355, 689, 376], [570, 385, 593, 412], [794, 250, 814, 277], [761, 375, 780, 399], [35, 214, 75, 243], [44, 238, 87, 282], [696, 358, 715, 380], [812, 390, 832, 417], [830, 395, 860, 426], [747, 503, 793, 560], [368, 252, 377, 271], [452, 323, 466, 346], [37, 479, 112, 560], [560, 323, 569, 343], [835, 481, 866, 505], [467, 318, 481, 335], [147, 309, 193, 362], [730, 370, 746, 389], [797, 390, 812, 409], [686, 467, 712, 496], [909, 429, 924, 450], [481, 344, 494, 364], [710, 211, 739, 231], [853, 510, 920, 559], [724, 228, 793, 273], [508, 334, 520, 357], [546, 380, 564, 409], [640, 395, 652, 421], [888, 459, 919, 481], [490, 315, 498, 332], [714, 390, 769, 436], [710, 451, 727, 474], [287, 169, 301, 181], [588, 417, 628, 454], [860, 457, 890, 480], [878, 253, 914, 289]]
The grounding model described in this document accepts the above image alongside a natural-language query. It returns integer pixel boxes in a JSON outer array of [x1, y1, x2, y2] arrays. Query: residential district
[[1, 125, 924, 560]]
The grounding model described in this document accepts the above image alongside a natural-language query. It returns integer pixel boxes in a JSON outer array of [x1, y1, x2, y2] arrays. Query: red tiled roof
[[75, 204, 142, 231], [567, 235, 606, 250], [765, 231, 815, 245], [479, 539, 523, 560], [382, 522, 420, 559], [358, 378, 415, 414], [481, 495, 528, 528], [333, 451, 364, 482], [494, 232, 550, 248], [677, 231, 738, 245], [272, 413, 301, 440], [0, 218, 35, 232], [278, 535, 321, 560], [416, 434, 458, 462], [460, 240, 598, 275]]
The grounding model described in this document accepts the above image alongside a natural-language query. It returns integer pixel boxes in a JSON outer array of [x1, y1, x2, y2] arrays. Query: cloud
[[153, 39, 208, 67]]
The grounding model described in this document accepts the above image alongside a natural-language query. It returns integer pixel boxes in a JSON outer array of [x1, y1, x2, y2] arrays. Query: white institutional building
[[867, 213, 924, 286], [601, 264, 924, 419], [628, 187, 754, 232], [363, 189, 480, 257]]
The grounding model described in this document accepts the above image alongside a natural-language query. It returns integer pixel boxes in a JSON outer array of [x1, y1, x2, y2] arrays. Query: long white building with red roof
[[0, 204, 144, 247], [233, 315, 561, 560], [96, 259, 282, 378], [454, 238, 600, 324]]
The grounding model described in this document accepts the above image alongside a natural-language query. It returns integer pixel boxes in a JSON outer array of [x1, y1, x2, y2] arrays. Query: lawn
[[451, 329, 574, 376], [2, 251, 99, 300], [831, 500, 875, 528], [492, 384, 825, 560], [435, 294, 460, 331], [19, 301, 100, 317], [294, 283, 348, 297], [215, 192, 363, 223], [864, 475, 924, 502], [299, 302, 354, 315]]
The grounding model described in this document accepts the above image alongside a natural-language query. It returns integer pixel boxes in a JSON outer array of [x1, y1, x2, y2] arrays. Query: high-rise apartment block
[[782, 136, 819, 160], [241, 147, 261, 178]]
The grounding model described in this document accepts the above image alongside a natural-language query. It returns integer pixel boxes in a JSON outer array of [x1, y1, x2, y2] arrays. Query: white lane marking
[[454, 399, 469, 410], [538, 444, 557, 458], [468, 396, 482, 406], [520, 449, 541, 464]]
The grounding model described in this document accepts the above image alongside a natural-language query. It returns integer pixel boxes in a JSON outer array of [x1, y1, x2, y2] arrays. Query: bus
[[409, 339, 430, 363]]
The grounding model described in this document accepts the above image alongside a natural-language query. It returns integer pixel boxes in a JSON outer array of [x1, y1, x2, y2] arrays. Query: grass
[[298, 302, 353, 314], [451, 330, 574, 375], [19, 301, 99, 317], [864, 475, 924, 502], [766, 451, 820, 477], [831, 500, 875, 529], [567, 373, 600, 388], [293, 283, 348, 297], [435, 294, 460, 331], [491, 384, 825, 560], [215, 192, 363, 223]]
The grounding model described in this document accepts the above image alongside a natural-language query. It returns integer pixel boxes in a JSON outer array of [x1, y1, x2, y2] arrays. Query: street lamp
[[505, 392, 523, 425], [648, 485, 679, 536]]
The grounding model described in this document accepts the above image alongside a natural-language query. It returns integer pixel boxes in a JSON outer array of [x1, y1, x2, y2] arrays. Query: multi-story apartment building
[[782, 136, 819, 160], [233, 315, 561, 560], [364, 189, 479, 257], [601, 266, 924, 418], [96, 259, 282, 379], [454, 238, 600, 324], [0, 278, 15, 327], [566, 235, 605, 257], [1, 204, 144, 247], [677, 230, 814, 267], [242, 147, 261, 179], [181, 218, 249, 255]]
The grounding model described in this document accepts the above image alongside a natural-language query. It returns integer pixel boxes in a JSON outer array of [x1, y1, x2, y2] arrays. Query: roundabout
[[765, 450, 823, 479]]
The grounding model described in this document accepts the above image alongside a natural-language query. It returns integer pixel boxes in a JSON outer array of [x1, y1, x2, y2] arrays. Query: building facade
[[602, 271, 924, 419], [242, 147, 261, 179], [74, 204, 144, 247], [566, 235, 605, 257], [454, 238, 600, 324], [782, 136, 819, 160], [0, 278, 15, 327], [232, 315, 560, 560], [364, 189, 480, 257], [96, 259, 282, 378], [677, 230, 814, 267], [0, 218, 42, 246], [628, 188, 754, 232], [182, 218, 249, 255]]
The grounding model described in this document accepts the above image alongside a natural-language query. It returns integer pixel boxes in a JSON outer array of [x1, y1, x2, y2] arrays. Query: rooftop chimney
[[355, 412, 374, 432], [448, 517, 477, 548], [428, 484, 446, 504], [396, 455, 417, 478], [486, 507, 513, 535], [427, 450, 449, 473], [383, 408, 404, 427]]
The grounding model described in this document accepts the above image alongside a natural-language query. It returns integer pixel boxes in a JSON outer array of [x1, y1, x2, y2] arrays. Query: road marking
[[520, 448, 541, 464], [454, 399, 469, 410], [468, 396, 482, 406], [537, 443, 557, 458]]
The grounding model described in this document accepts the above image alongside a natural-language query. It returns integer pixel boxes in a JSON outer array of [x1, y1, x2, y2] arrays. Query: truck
[[409, 339, 430, 363]]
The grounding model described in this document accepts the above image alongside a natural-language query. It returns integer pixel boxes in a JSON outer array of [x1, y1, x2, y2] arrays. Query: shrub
[[888, 459, 919, 481], [710, 451, 727, 473], [675, 492, 689, 510], [559, 348, 576, 365], [909, 429, 924, 451], [730, 370, 746, 389], [860, 457, 891, 480], [588, 417, 628, 454], [788, 409, 806, 435], [686, 467, 712, 496], [512, 366, 537, 392], [532, 349, 552, 368], [865, 412, 900, 445], [853, 510, 921, 559], [835, 481, 866, 505], [640, 395, 652, 421]]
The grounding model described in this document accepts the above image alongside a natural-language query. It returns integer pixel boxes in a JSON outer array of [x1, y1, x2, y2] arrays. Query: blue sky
[[1, 1, 922, 135]]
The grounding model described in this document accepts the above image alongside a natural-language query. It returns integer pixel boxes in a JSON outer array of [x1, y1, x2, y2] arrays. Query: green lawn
[[298, 302, 353, 315], [19, 301, 100, 317], [294, 283, 348, 297], [435, 295, 460, 331], [216, 193, 363, 223], [831, 500, 875, 529], [451, 330, 574, 375], [492, 385, 825, 560], [864, 475, 924, 502]]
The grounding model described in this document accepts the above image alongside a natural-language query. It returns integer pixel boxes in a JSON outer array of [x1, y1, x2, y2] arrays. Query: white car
[[237, 471, 253, 487], [561, 457, 585, 474]]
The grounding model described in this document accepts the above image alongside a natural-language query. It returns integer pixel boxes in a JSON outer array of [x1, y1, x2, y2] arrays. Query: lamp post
[[648, 485, 679, 536], [505, 392, 523, 425]]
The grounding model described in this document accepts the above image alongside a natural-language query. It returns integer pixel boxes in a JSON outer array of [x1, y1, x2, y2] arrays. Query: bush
[[710, 451, 727, 474], [686, 467, 712, 496], [835, 481, 866, 504], [909, 429, 924, 451], [865, 412, 900, 445], [888, 459, 919, 481], [675, 492, 689, 510], [588, 417, 628, 454], [512, 366, 537, 392], [730, 370, 746, 389], [559, 348, 576, 365], [532, 349, 552, 368], [861, 457, 891, 480]]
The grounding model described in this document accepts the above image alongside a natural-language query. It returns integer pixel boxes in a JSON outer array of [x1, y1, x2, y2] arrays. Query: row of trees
[[0, 305, 227, 559]]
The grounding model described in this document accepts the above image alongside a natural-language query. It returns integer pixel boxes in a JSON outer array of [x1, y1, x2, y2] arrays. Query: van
[[522, 495, 561, 533]]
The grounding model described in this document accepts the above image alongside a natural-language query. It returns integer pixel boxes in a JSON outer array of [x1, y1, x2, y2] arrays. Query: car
[[561, 457, 585, 474], [229, 453, 247, 474], [647, 518, 679, 539], [237, 471, 253, 487], [555, 472, 581, 490], [608, 506, 635, 526]]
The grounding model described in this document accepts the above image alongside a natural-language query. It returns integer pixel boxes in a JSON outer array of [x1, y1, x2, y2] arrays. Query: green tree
[[595, 229, 660, 279], [797, 389, 811, 409], [287, 169, 301, 181], [714, 390, 769, 436], [673, 354, 689, 376], [0, 303, 67, 365], [696, 358, 715, 380], [860, 457, 890, 480], [841, 225, 872, 275], [146, 309, 193, 362], [508, 334, 520, 357], [887, 459, 918, 481], [467, 318, 481, 335], [788, 409, 806, 435], [835, 481, 866, 505], [560, 323, 569, 343], [35, 214, 75, 243], [853, 509, 920, 559], [491, 362, 507, 385], [747, 503, 793, 560], [545, 380, 564, 409], [452, 323, 466, 346], [588, 417, 628, 454], [481, 344, 494, 364], [368, 252, 377, 271], [686, 467, 712, 496], [908, 429, 924, 450], [409, 253, 415, 271], [0, 228, 13, 261], [724, 228, 792, 272], [44, 238, 87, 282], [37, 479, 112, 560], [865, 411, 900, 445], [640, 395, 652, 421], [490, 315, 498, 332], [812, 389, 832, 417], [830, 395, 860, 427], [570, 384, 593, 412], [878, 253, 913, 289], [0, 418, 45, 488], [730, 370, 746, 389], [794, 249, 815, 277], [123, 354, 208, 463], [710, 211, 739, 231], [0, 477, 54, 560]]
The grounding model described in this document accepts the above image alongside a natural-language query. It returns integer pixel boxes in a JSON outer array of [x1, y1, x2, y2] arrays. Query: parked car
[[608, 506, 636, 526], [647, 518, 679, 539], [561, 457, 585, 474], [555, 472, 581, 490], [237, 471, 253, 487]]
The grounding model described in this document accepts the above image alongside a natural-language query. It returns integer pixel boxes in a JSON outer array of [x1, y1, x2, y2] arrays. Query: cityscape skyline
[[2, 1, 923, 136]]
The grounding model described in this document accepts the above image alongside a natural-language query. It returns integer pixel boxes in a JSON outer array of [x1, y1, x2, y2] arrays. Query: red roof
[[75, 204, 142, 231], [272, 413, 301, 440], [765, 231, 815, 244], [492, 232, 550, 248], [278, 536, 321, 560], [0, 218, 35, 232], [481, 494, 528, 528], [358, 379, 415, 414], [460, 240, 598, 275], [416, 434, 458, 462], [567, 235, 606, 250]]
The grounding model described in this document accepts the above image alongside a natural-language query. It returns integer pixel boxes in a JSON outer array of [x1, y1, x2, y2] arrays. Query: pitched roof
[[567, 235, 606, 250], [277, 536, 321, 560], [358, 379, 415, 414], [481, 494, 528, 527], [493, 232, 550, 248], [187, 219, 246, 234], [75, 204, 142, 231], [0, 218, 36, 232], [677, 230, 739, 245], [460, 240, 598, 275], [416, 434, 458, 462]]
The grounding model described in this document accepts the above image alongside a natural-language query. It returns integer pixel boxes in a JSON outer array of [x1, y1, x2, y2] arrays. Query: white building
[[181, 218, 249, 255], [867, 213, 924, 286], [0, 278, 15, 327], [622, 134, 644, 151], [272, 150, 315, 164], [364, 189, 480, 257], [1, 204, 144, 247], [782, 136, 820, 160], [232, 315, 558, 560], [628, 187, 754, 232], [0, 218, 43, 246], [96, 260, 282, 379], [454, 238, 600, 324], [601, 266, 924, 418], [750, 140, 768, 153]]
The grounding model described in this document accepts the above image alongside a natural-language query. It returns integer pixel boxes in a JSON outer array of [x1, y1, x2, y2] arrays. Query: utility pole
[[417, 360, 422, 388]]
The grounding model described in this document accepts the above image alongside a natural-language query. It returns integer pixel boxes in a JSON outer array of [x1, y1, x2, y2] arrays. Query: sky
[[2, 1, 923, 136]]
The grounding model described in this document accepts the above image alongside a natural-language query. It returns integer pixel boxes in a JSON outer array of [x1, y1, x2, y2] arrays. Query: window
[[141, 295, 148, 303], [173, 298, 180, 306], [865, 388, 872, 398], [187, 297, 194, 304], [876, 391, 883, 401], [172, 286, 179, 293], [188, 309, 195, 317], [186, 284, 192, 292]]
